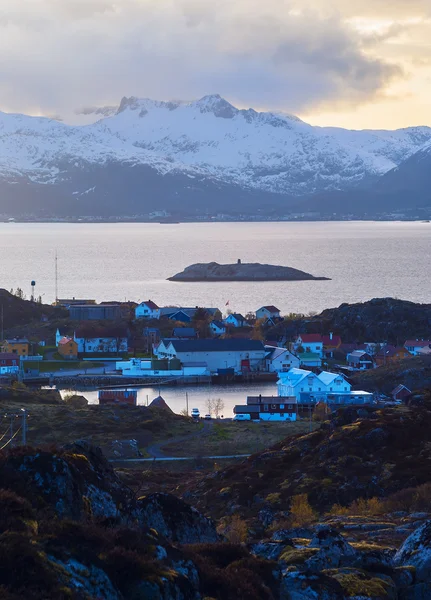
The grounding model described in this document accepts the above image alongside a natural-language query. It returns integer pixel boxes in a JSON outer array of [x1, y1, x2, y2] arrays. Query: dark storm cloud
[[0, 0, 404, 116]]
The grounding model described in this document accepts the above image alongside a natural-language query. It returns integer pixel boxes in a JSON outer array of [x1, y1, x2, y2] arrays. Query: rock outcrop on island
[[168, 260, 330, 281]]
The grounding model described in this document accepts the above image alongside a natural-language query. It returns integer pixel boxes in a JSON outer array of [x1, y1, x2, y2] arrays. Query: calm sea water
[[59, 382, 279, 416], [0, 221, 430, 315]]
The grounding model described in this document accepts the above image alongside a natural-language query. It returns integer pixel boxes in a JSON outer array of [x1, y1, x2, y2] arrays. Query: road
[[147, 419, 214, 458], [110, 454, 251, 463]]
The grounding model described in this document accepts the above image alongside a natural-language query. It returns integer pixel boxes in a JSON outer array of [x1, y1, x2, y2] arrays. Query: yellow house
[[2, 338, 29, 356], [57, 337, 78, 360]]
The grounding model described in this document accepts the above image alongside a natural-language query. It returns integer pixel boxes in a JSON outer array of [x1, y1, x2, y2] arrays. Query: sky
[[0, 0, 429, 130]]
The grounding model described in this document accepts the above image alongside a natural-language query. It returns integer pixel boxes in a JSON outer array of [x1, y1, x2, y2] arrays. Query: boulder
[[325, 568, 397, 600], [135, 492, 219, 544], [281, 571, 344, 600], [306, 525, 356, 570], [64, 394, 88, 408], [395, 520, 431, 582]]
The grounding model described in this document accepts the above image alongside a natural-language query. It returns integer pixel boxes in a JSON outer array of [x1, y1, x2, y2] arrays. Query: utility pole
[[1, 302, 3, 343], [186, 391, 189, 416], [55, 249, 58, 304], [21, 409, 27, 445]]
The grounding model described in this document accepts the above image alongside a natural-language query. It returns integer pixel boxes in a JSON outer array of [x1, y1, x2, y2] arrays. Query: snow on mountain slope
[[0, 94, 430, 200]]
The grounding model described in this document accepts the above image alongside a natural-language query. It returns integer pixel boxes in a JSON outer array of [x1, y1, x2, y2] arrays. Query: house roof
[[297, 334, 322, 343], [4, 338, 29, 344], [321, 335, 342, 347], [392, 384, 411, 396], [404, 340, 431, 348], [211, 320, 225, 329], [0, 353, 21, 360], [247, 396, 297, 404], [142, 300, 159, 310], [165, 339, 265, 353], [348, 350, 372, 359], [278, 368, 312, 385], [317, 371, 345, 386], [259, 306, 280, 313], [75, 325, 128, 339], [229, 313, 245, 321], [58, 337, 75, 345], [266, 347, 290, 361], [173, 328, 197, 338], [298, 352, 321, 360]]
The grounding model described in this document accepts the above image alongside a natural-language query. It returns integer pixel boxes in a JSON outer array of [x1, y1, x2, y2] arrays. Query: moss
[[326, 569, 392, 598], [265, 493, 281, 505], [350, 541, 392, 552], [279, 547, 319, 565]]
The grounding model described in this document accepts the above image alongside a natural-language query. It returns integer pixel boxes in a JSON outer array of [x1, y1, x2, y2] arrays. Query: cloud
[[0, 0, 405, 117]]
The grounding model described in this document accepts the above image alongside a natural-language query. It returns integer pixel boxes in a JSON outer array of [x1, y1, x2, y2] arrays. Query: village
[[1, 294, 429, 420]]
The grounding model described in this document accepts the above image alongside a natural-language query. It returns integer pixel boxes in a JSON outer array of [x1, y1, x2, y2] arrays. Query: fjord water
[[1, 221, 430, 315]]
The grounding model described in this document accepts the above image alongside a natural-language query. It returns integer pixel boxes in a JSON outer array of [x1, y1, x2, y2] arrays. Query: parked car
[[233, 414, 251, 421], [204, 414, 212, 420]]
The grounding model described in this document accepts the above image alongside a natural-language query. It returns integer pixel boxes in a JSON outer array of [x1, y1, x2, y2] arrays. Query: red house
[[0, 353, 20, 375]]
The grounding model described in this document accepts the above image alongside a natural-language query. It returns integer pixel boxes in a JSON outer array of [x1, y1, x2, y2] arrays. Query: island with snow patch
[[168, 260, 330, 282]]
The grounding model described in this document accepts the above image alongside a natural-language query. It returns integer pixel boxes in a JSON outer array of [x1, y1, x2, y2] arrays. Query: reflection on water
[[59, 382, 278, 416]]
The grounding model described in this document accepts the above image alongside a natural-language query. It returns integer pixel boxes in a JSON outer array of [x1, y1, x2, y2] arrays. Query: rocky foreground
[[1, 403, 431, 598], [168, 261, 330, 281]]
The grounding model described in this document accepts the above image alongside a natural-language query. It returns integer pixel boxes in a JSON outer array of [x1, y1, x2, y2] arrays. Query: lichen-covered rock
[[48, 556, 121, 600], [135, 493, 219, 544], [395, 520, 431, 582], [325, 568, 397, 599], [281, 570, 344, 599], [251, 541, 288, 561], [306, 526, 356, 570]]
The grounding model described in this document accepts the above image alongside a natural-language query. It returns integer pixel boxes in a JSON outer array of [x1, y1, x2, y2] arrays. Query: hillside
[[266, 297, 431, 345], [0, 289, 68, 332], [177, 405, 431, 524], [1, 95, 431, 216]]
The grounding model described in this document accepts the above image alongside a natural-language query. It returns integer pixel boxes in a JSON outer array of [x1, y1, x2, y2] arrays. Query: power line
[[0, 426, 22, 451]]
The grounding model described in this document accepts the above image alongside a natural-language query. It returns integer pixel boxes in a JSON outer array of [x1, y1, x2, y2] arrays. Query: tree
[[206, 398, 214, 416], [288, 494, 317, 527], [213, 398, 225, 419], [313, 401, 331, 422], [252, 318, 265, 341]]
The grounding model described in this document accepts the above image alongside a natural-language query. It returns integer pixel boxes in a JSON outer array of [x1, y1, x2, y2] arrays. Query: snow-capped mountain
[[0, 94, 430, 216]]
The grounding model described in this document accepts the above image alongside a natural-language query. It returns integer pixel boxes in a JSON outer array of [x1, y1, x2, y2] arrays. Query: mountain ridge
[[0, 94, 431, 216]]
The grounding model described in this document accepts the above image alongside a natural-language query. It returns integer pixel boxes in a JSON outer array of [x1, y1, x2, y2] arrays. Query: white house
[[293, 334, 324, 358], [224, 313, 248, 328], [277, 368, 372, 405], [74, 327, 128, 354], [154, 338, 266, 374], [404, 339, 431, 356], [210, 320, 226, 336], [265, 346, 300, 372], [256, 305, 281, 320], [135, 300, 160, 320], [116, 358, 208, 378]]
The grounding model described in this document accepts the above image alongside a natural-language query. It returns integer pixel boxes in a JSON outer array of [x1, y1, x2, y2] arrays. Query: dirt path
[[147, 419, 214, 458]]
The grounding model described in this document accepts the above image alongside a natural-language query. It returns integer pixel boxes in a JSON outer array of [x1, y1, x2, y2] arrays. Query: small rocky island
[[168, 259, 330, 282]]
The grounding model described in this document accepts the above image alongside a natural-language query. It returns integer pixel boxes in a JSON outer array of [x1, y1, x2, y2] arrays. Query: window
[[288, 413, 292, 417], [288, 404, 293, 410], [280, 404, 284, 409], [280, 413, 284, 417], [264, 404, 269, 411]]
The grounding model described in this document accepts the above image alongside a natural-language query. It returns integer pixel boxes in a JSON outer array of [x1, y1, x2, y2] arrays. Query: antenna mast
[[55, 250, 58, 305]]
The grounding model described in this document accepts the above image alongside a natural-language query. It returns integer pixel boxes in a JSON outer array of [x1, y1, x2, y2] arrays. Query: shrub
[[288, 494, 317, 527], [265, 493, 281, 505], [327, 503, 350, 517], [349, 497, 385, 516], [218, 516, 248, 544]]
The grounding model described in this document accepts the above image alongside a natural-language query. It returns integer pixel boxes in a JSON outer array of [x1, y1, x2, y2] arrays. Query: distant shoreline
[[1, 218, 430, 224]]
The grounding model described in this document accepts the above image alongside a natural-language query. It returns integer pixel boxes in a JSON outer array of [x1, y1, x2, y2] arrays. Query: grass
[[160, 420, 318, 457], [36, 361, 104, 372]]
